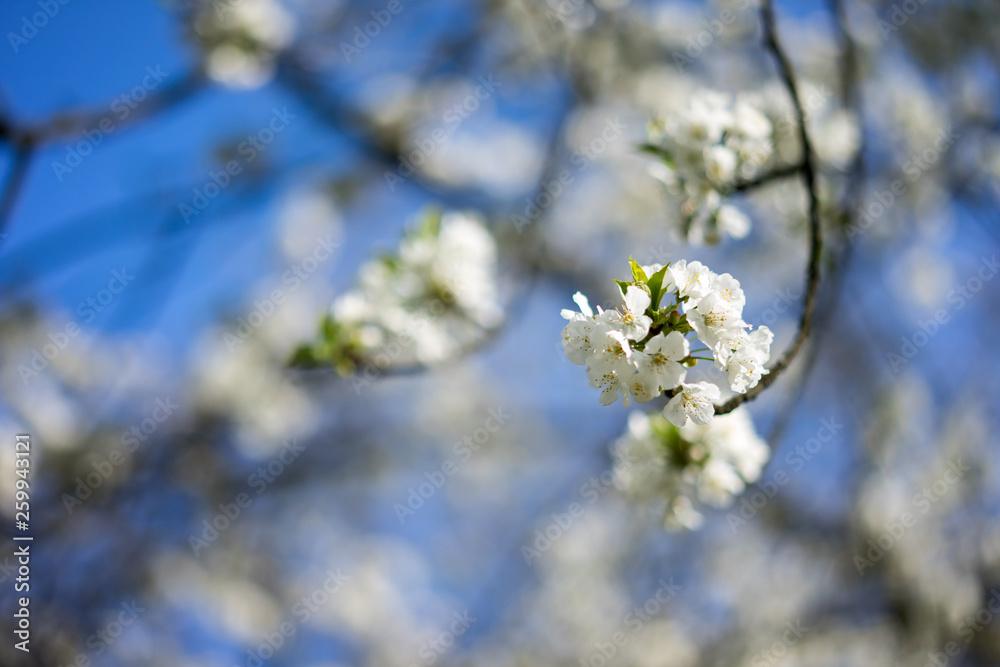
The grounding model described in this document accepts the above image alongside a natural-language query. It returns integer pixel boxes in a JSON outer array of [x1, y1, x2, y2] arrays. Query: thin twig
[[13, 71, 206, 147], [0, 70, 205, 239], [714, 0, 824, 415], [829, 0, 866, 212], [729, 161, 804, 192], [767, 0, 866, 441]]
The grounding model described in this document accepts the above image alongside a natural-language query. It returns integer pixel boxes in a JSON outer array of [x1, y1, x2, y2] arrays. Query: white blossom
[[697, 458, 746, 506], [685, 292, 745, 349], [585, 326, 636, 407], [732, 97, 773, 141], [560, 291, 594, 320], [704, 145, 737, 185], [613, 407, 770, 529], [714, 326, 774, 394], [663, 381, 720, 427], [562, 257, 772, 413], [686, 406, 770, 485], [194, 0, 296, 89], [330, 210, 503, 367], [716, 205, 751, 240], [668, 260, 714, 307], [630, 331, 689, 402], [561, 292, 601, 366], [599, 286, 652, 341], [645, 90, 774, 243]]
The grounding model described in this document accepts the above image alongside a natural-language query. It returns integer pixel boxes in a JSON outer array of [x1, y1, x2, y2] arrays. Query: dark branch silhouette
[[714, 0, 825, 415]]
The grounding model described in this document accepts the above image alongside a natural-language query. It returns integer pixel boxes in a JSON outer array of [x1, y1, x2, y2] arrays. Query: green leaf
[[613, 279, 632, 296], [416, 206, 443, 239], [289, 344, 322, 368], [379, 254, 401, 271], [637, 143, 674, 168], [646, 264, 670, 310], [629, 257, 648, 284], [320, 314, 339, 344], [649, 413, 676, 443]]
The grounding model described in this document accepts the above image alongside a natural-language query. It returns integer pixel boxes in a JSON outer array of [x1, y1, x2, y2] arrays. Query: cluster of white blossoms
[[562, 259, 773, 426], [193, 0, 296, 89], [309, 209, 502, 371], [645, 90, 775, 243], [613, 408, 770, 529]]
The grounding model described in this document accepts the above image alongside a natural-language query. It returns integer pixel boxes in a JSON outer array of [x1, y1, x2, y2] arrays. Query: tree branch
[[714, 0, 824, 415], [728, 161, 804, 192], [0, 142, 33, 238], [12, 70, 206, 147], [0, 70, 206, 239], [766, 0, 867, 440]]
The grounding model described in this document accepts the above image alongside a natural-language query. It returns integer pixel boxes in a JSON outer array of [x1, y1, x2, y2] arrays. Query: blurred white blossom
[[326, 209, 503, 368], [613, 407, 769, 529], [193, 0, 296, 88], [645, 90, 774, 243]]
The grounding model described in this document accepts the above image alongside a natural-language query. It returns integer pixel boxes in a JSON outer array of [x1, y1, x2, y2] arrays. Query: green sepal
[[664, 310, 694, 334]]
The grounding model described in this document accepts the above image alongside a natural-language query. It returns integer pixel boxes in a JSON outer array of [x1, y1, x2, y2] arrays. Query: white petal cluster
[[332, 210, 503, 367], [562, 258, 772, 428], [670, 260, 773, 399], [193, 0, 296, 89], [562, 270, 689, 409], [646, 90, 775, 243], [663, 381, 720, 428], [612, 408, 770, 530]]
